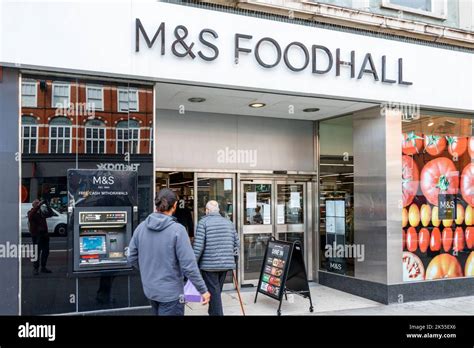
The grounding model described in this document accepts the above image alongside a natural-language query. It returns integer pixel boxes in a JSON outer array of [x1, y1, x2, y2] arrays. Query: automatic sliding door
[[241, 181, 273, 283], [195, 173, 235, 287], [275, 182, 305, 251]]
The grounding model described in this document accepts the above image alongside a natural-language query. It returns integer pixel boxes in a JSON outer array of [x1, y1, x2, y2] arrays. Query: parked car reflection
[[21, 203, 67, 236]]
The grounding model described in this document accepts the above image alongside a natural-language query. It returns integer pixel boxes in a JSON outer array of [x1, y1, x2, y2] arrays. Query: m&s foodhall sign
[[135, 19, 413, 86]]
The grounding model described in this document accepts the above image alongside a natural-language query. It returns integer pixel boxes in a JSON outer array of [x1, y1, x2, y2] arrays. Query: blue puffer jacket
[[193, 212, 240, 271]]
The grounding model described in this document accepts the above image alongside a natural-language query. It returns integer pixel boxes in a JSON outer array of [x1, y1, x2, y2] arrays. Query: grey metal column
[[353, 107, 388, 284], [0, 67, 20, 314], [385, 109, 403, 285]]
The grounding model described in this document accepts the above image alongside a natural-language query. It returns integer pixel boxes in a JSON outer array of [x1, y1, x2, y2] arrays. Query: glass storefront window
[[196, 177, 234, 221], [20, 74, 154, 314], [319, 115, 355, 276], [401, 114, 474, 282]]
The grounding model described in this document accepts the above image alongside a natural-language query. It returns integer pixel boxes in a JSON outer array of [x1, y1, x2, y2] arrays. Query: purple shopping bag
[[184, 280, 201, 303]]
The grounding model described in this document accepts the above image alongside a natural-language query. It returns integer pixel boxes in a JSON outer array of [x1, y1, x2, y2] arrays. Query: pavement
[[94, 283, 474, 316]]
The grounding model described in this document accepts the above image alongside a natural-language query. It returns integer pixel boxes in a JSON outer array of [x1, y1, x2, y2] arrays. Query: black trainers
[[33, 269, 39, 276], [40, 268, 52, 274]]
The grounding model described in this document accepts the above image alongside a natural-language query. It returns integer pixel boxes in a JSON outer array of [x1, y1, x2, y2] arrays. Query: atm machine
[[67, 169, 137, 275], [73, 206, 132, 272]]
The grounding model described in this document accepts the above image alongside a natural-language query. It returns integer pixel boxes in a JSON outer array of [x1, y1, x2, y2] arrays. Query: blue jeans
[[150, 299, 185, 316], [201, 270, 227, 316]]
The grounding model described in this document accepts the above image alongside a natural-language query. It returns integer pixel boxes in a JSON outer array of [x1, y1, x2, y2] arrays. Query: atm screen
[[80, 236, 106, 254]]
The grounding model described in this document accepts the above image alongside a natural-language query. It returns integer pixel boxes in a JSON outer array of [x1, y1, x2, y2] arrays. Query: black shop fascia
[[136, 19, 413, 85]]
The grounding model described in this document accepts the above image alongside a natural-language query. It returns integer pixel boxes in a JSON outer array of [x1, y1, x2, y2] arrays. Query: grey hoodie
[[128, 212, 208, 303]]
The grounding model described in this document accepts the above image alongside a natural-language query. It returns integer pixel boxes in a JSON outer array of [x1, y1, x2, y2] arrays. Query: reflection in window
[[49, 117, 72, 154], [118, 88, 138, 112], [52, 82, 70, 108], [21, 116, 38, 154], [149, 126, 153, 154], [85, 119, 106, 154], [116, 120, 140, 154], [86, 86, 104, 111], [21, 81, 37, 107], [19, 74, 155, 315]]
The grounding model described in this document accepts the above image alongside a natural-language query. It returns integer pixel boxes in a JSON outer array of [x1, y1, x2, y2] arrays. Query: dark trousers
[[201, 270, 227, 316], [150, 299, 185, 316], [32, 234, 50, 270]]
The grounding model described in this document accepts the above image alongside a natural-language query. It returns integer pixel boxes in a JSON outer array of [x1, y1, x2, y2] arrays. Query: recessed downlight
[[249, 102, 266, 108], [303, 107, 320, 113], [188, 97, 206, 103], [427, 121, 434, 127]]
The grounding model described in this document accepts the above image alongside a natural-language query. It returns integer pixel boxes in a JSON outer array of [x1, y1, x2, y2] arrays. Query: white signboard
[[277, 204, 285, 224], [246, 192, 257, 209], [1, 1, 472, 111], [326, 200, 335, 217], [290, 192, 301, 209], [224, 178, 232, 192], [262, 203, 271, 225], [326, 217, 336, 233], [335, 200, 346, 217]]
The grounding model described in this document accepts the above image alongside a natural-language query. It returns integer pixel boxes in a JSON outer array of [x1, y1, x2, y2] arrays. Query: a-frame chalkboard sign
[[254, 238, 314, 316]]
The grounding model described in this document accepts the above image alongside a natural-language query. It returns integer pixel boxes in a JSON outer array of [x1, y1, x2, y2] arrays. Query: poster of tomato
[[402, 132, 474, 282]]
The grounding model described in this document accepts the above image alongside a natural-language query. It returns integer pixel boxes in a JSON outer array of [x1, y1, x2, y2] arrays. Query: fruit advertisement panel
[[402, 132, 474, 281]]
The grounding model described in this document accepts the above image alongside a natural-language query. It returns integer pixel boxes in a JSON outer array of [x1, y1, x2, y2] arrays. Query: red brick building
[[21, 77, 154, 155]]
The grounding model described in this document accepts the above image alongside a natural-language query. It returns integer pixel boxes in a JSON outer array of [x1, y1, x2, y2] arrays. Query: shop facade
[[0, 0, 473, 314]]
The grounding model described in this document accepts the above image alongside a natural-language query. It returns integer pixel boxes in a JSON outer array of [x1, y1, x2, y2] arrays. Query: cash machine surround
[[73, 206, 132, 272], [67, 169, 138, 275]]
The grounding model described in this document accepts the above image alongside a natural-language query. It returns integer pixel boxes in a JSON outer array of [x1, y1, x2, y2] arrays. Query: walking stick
[[232, 270, 246, 316]]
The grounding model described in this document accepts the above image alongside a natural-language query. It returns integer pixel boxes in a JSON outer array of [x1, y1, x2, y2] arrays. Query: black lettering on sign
[[172, 25, 196, 59]]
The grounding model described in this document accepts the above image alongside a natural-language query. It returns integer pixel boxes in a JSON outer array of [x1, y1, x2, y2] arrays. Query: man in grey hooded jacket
[[128, 188, 210, 315]]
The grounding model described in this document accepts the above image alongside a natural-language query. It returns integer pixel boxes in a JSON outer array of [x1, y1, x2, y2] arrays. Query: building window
[[21, 116, 38, 154], [86, 85, 104, 111], [52, 82, 71, 108], [390, 0, 431, 11], [21, 81, 37, 107], [116, 120, 140, 154], [49, 117, 72, 154], [117, 88, 139, 112], [85, 119, 106, 154], [382, 0, 446, 18]]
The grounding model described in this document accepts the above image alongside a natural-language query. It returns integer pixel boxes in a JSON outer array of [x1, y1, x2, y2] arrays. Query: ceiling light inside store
[[427, 121, 434, 127], [188, 97, 206, 103], [303, 108, 320, 113], [249, 102, 266, 108]]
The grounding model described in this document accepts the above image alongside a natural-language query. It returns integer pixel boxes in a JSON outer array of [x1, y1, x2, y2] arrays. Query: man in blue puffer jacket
[[194, 200, 240, 316]]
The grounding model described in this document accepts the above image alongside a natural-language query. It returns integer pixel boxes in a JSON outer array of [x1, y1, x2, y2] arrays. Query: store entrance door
[[240, 178, 307, 284], [194, 173, 236, 290], [156, 171, 237, 289]]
